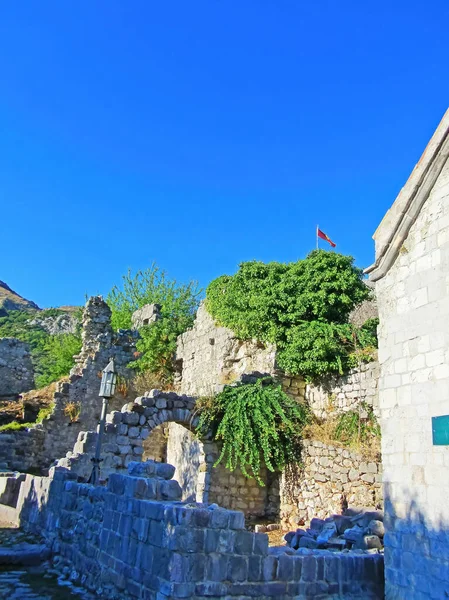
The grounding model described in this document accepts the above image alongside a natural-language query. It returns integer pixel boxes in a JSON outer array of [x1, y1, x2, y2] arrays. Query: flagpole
[[316, 225, 319, 250]]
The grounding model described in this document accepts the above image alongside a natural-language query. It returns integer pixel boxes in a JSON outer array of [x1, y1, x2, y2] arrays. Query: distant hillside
[[0, 280, 40, 315], [0, 280, 82, 390]]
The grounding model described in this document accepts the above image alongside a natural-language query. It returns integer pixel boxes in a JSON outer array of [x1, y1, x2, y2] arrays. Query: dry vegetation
[[303, 414, 381, 462]]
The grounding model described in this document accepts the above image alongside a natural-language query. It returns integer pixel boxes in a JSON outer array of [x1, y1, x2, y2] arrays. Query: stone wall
[[9, 464, 384, 599], [175, 302, 380, 420], [0, 338, 34, 397], [306, 362, 380, 419], [176, 302, 277, 396], [372, 152, 449, 596], [132, 303, 161, 329], [59, 389, 278, 518], [280, 441, 382, 529], [365, 112, 449, 599], [0, 296, 137, 473]]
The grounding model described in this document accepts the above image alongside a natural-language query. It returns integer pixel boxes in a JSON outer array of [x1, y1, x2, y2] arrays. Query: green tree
[[35, 333, 82, 388], [107, 263, 202, 383], [206, 250, 373, 380]]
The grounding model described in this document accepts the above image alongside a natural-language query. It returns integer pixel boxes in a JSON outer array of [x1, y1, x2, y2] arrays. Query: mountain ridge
[[0, 280, 41, 315]]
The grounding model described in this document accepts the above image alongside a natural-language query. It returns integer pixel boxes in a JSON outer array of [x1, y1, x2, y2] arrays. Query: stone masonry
[[58, 389, 280, 519], [131, 303, 161, 329], [175, 301, 277, 396], [8, 464, 384, 599], [367, 109, 449, 598], [0, 296, 137, 473], [306, 362, 380, 419], [175, 301, 378, 418], [280, 441, 382, 529], [0, 337, 34, 397]]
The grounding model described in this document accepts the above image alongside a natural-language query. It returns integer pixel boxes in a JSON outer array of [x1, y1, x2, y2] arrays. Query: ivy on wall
[[196, 378, 310, 484], [206, 250, 377, 380]]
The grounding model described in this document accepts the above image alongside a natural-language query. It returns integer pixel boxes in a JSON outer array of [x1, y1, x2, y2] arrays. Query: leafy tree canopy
[[206, 250, 375, 380], [107, 263, 202, 384]]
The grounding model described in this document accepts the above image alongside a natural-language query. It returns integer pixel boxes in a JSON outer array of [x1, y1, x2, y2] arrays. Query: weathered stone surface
[[368, 110, 449, 599], [280, 441, 382, 527], [0, 296, 138, 474], [0, 338, 34, 397]]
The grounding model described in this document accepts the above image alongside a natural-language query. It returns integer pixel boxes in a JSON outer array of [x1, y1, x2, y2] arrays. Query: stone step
[[0, 544, 50, 566]]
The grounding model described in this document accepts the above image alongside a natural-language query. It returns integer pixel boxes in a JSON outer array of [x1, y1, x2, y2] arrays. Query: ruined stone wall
[[59, 390, 278, 518], [306, 362, 380, 419], [176, 302, 277, 397], [0, 338, 34, 397], [176, 302, 379, 419], [280, 441, 382, 529], [12, 465, 384, 600], [374, 156, 449, 598], [0, 296, 137, 473]]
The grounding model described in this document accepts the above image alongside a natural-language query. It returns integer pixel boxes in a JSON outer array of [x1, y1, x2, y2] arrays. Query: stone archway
[[60, 389, 279, 518], [61, 390, 217, 504]]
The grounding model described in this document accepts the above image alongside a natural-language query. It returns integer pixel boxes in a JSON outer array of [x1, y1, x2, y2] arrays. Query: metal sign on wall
[[432, 415, 449, 445]]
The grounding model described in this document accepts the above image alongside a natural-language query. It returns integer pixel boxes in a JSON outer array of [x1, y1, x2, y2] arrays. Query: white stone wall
[[176, 302, 277, 397], [375, 157, 449, 597], [306, 362, 380, 419], [166, 422, 203, 502]]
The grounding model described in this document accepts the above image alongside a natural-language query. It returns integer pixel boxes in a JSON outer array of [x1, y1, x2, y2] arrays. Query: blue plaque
[[432, 415, 449, 446]]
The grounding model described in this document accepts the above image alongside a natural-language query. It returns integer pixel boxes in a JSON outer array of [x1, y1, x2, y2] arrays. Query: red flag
[[317, 228, 336, 248]]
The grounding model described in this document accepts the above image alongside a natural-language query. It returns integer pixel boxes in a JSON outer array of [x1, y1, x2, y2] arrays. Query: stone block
[[234, 530, 254, 554], [227, 555, 248, 581], [155, 463, 176, 480], [206, 553, 228, 581], [228, 510, 245, 530], [123, 412, 140, 425]]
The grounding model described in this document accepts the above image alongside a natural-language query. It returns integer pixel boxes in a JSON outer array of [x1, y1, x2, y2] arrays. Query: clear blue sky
[[1, 1, 448, 308]]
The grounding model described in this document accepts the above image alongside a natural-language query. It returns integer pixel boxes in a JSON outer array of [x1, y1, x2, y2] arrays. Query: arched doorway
[[143, 422, 207, 502]]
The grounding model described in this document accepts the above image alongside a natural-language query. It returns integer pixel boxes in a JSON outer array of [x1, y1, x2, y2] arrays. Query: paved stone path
[[0, 566, 92, 599], [0, 526, 93, 600]]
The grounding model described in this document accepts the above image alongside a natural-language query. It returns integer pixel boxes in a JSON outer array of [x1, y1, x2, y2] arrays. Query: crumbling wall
[[58, 390, 277, 518], [280, 441, 383, 529], [176, 302, 277, 396], [0, 296, 137, 473], [306, 362, 380, 419], [0, 338, 34, 397], [11, 465, 384, 600]]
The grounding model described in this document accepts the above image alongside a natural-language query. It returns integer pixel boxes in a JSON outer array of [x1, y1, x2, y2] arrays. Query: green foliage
[[206, 250, 375, 380], [196, 379, 311, 484], [0, 309, 82, 389], [335, 403, 381, 446], [35, 334, 82, 388], [0, 421, 34, 432], [36, 404, 55, 423], [107, 263, 202, 384], [0, 403, 55, 432]]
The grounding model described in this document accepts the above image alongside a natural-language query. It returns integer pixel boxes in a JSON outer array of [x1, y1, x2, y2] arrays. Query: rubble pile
[[282, 506, 384, 554]]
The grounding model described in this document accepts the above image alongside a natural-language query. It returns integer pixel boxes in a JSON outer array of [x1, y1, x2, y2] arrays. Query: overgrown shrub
[[196, 378, 311, 484], [206, 250, 375, 380], [107, 263, 202, 384], [335, 403, 381, 445]]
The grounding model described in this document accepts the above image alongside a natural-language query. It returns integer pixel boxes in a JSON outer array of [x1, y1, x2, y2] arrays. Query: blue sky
[[1, 1, 448, 308]]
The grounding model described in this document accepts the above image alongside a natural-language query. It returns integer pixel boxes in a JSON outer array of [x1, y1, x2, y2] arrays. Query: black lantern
[[99, 358, 117, 398], [89, 358, 117, 485]]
